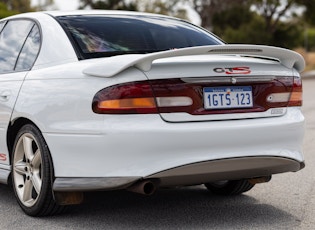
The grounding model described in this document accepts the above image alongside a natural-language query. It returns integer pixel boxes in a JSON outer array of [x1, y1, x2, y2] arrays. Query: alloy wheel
[[13, 133, 43, 207]]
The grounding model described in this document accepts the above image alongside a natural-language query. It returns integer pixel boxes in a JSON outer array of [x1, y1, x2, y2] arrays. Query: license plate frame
[[203, 86, 253, 109]]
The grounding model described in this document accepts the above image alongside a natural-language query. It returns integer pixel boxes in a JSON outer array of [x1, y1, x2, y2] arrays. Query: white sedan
[[0, 10, 305, 216]]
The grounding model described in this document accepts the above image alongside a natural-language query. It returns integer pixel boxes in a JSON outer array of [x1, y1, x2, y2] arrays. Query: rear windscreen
[[56, 15, 223, 59]]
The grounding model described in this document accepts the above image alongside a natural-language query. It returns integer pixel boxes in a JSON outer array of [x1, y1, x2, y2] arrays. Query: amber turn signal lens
[[98, 98, 156, 109], [288, 77, 302, 107], [288, 92, 302, 106]]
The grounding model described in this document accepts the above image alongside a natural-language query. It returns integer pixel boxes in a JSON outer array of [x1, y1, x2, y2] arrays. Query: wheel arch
[[7, 117, 57, 185], [7, 118, 36, 160], [9, 120, 63, 216], [7, 118, 54, 173]]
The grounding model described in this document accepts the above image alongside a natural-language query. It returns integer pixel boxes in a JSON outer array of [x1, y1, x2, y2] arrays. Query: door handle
[[0, 90, 11, 101]]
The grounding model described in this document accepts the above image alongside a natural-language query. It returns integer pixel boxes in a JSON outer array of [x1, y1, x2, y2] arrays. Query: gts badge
[[214, 67, 251, 75]]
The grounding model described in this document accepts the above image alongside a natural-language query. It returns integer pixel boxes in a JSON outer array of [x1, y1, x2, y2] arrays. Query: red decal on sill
[[0, 153, 7, 161]]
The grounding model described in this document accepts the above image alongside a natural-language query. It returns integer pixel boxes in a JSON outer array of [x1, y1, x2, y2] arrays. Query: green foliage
[[217, 15, 272, 45], [79, 0, 188, 20], [79, 0, 137, 11], [0, 2, 17, 18], [273, 21, 303, 48], [295, 0, 315, 26], [301, 28, 315, 51], [302, 1, 315, 49], [0, 0, 34, 13], [206, 0, 308, 49], [137, 0, 187, 20], [218, 16, 302, 49], [212, 4, 273, 45], [0, 0, 42, 19], [212, 4, 253, 36]]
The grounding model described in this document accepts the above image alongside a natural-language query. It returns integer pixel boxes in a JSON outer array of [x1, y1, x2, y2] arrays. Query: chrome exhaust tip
[[127, 179, 159, 195], [248, 175, 272, 185]]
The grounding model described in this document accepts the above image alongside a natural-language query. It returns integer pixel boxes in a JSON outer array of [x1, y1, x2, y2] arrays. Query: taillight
[[266, 76, 302, 107], [92, 81, 193, 114], [288, 76, 302, 106], [92, 82, 158, 114], [93, 76, 302, 115]]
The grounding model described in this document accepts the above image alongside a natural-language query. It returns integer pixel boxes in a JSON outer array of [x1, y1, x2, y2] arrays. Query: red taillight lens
[[92, 80, 194, 114], [265, 76, 302, 107], [92, 82, 158, 114], [288, 77, 302, 107], [93, 76, 301, 115]]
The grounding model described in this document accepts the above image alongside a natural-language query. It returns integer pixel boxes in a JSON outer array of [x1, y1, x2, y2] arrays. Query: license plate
[[203, 86, 253, 109]]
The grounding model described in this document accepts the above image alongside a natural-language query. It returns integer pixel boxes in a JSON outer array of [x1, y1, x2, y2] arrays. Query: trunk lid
[[145, 55, 296, 122], [86, 45, 304, 122]]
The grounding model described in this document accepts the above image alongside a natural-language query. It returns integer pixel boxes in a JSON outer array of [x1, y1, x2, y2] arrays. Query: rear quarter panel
[[12, 62, 148, 134]]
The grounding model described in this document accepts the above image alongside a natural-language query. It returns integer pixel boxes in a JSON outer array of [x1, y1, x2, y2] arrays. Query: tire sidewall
[[11, 124, 53, 216]]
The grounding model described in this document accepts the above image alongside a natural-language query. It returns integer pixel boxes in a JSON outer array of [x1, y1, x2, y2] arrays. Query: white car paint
[[0, 11, 305, 193], [0, 72, 26, 166]]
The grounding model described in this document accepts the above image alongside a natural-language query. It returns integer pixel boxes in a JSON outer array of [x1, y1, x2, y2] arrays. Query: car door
[[0, 19, 41, 166]]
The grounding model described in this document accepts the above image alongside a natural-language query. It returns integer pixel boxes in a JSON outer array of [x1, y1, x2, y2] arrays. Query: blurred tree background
[[1, 0, 315, 52], [0, 0, 53, 17], [77, 0, 315, 51]]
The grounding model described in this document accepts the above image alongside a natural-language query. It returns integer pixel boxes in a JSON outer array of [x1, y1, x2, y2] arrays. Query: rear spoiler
[[83, 44, 305, 78]]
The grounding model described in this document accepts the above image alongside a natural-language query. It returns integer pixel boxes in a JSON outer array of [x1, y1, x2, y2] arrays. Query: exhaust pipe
[[248, 175, 272, 185], [127, 180, 158, 195]]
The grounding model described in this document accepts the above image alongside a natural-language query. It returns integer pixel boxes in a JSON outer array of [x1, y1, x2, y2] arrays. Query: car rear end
[[2, 11, 305, 216], [48, 12, 305, 191], [87, 53, 304, 187]]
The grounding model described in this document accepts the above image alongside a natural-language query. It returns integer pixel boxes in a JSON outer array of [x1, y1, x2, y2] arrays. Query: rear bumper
[[45, 107, 304, 192], [147, 156, 305, 187], [53, 156, 305, 191]]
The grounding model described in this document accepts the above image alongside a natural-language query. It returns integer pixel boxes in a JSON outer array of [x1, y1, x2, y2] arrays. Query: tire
[[11, 124, 64, 216], [205, 179, 254, 195]]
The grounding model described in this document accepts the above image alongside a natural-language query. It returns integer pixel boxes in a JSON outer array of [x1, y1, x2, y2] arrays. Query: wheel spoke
[[31, 174, 42, 195], [32, 149, 42, 169], [23, 136, 34, 162], [14, 160, 27, 176], [22, 179, 33, 203]]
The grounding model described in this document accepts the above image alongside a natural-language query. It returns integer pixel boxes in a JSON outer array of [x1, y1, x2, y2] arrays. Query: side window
[[0, 21, 5, 32], [0, 20, 34, 74], [15, 24, 41, 71]]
